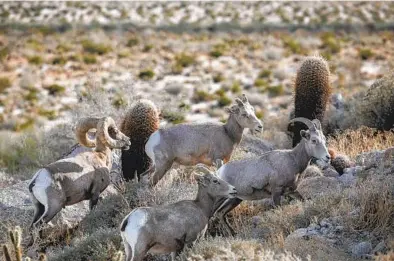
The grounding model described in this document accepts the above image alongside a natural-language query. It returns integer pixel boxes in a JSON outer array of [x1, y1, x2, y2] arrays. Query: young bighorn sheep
[[28, 117, 131, 228], [144, 94, 263, 186], [120, 164, 237, 261], [215, 117, 331, 235]]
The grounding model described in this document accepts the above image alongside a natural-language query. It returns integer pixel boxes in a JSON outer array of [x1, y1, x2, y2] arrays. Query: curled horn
[[312, 119, 322, 130], [196, 164, 212, 175], [96, 117, 126, 149], [75, 117, 100, 147], [288, 117, 315, 130]]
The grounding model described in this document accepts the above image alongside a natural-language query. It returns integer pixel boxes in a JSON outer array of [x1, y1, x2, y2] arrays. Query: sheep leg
[[30, 201, 45, 229], [217, 198, 242, 237], [271, 186, 284, 207], [123, 240, 132, 261], [131, 240, 149, 261]]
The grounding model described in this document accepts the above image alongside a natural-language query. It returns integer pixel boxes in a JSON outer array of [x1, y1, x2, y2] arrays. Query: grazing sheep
[[215, 117, 331, 235], [120, 164, 237, 261], [144, 94, 263, 186], [290, 56, 331, 147], [28, 117, 131, 228], [120, 99, 160, 182]]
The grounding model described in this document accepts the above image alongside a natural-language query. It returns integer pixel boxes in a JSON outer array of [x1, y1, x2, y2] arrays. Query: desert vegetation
[[1, 2, 394, 261]]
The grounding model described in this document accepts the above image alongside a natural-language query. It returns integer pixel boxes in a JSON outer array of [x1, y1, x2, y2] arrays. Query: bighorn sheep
[[120, 164, 237, 261], [143, 94, 263, 186], [215, 117, 331, 235], [28, 117, 131, 228]]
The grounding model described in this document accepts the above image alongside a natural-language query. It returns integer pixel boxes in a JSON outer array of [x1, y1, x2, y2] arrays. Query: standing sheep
[[215, 117, 331, 236], [143, 94, 263, 186], [120, 99, 160, 181], [28, 117, 131, 228], [120, 164, 237, 261], [291, 56, 331, 147]]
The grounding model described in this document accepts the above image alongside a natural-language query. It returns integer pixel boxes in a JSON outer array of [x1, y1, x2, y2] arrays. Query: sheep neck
[[290, 139, 311, 174], [194, 186, 215, 218], [94, 143, 112, 168], [224, 113, 243, 144]]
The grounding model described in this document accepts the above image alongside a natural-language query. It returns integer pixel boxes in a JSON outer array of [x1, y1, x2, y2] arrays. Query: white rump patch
[[123, 209, 148, 250], [145, 131, 161, 164], [30, 168, 52, 209]]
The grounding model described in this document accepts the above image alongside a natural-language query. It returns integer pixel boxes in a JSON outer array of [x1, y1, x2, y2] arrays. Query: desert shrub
[[142, 44, 153, 52], [81, 39, 111, 55], [254, 78, 267, 88], [27, 55, 43, 65], [267, 85, 284, 97], [126, 37, 139, 47], [349, 176, 394, 234], [193, 90, 214, 102], [180, 237, 303, 261], [209, 43, 228, 58], [320, 32, 341, 54], [45, 84, 65, 95], [138, 69, 155, 80], [24, 87, 38, 102], [38, 108, 57, 120], [83, 54, 97, 64], [258, 69, 272, 78], [230, 81, 241, 93], [217, 94, 232, 107], [161, 109, 185, 124], [48, 228, 121, 261], [328, 127, 394, 158], [0, 77, 11, 92], [175, 53, 196, 68], [56, 43, 71, 53], [0, 46, 9, 61], [52, 56, 67, 65], [334, 72, 394, 131], [282, 36, 305, 55], [213, 74, 224, 83], [359, 48, 373, 60]]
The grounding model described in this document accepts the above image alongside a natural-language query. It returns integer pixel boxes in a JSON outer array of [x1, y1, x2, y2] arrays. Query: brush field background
[[0, 2, 394, 261]]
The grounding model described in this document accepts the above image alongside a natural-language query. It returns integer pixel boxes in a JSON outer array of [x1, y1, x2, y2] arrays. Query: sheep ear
[[194, 174, 208, 187], [225, 105, 239, 114], [213, 159, 223, 169], [300, 130, 310, 140], [235, 98, 244, 107], [241, 94, 248, 103]]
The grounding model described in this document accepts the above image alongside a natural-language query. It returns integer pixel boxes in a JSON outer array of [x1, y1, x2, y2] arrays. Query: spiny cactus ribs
[[121, 99, 160, 181], [292, 56, 331, 146]]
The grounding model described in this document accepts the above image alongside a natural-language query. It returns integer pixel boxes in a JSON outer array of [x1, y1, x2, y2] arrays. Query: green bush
[[38, 108, 57, 120], [28, 55, 43, 65], [45, 84, 65, 95], [0, 77, 11, 92], [56, 43, 71, 53], [81, 40, 111, 55], [231, 81, 241, 93], [320, 32, 341, 54], [258, 69, 272, 78], [83, 54, 97, 64], [138, 69, 155, 80], [175, 53, 196, 68], [254, 78, 267, 88], [142, 44, 153, 52], [359, 48, 373, 60], [210, 43, 228, 58], [267, 85, 284, 97], [0, 46, 9, 61], [213, 74, 224, 83], [52, 56, 67, 65], [162, 109, 185, 124], [25, 87, 39, 102], [193, 90, 214, 102], [283, 36, 305, 54], [126, 37, 139, 47], [218, 94, 232, 107]]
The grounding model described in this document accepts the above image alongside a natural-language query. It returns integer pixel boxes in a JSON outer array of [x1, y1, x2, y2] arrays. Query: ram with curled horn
[[28, 116, 130, 230], [213, 117, 331, 236]]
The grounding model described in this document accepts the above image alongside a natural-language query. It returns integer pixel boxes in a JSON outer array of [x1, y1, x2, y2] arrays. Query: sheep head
[[225, 94, 263, 134], [195, 164, 237, 198], [289, 117, 331, 164], [75, 117, 131, 151]]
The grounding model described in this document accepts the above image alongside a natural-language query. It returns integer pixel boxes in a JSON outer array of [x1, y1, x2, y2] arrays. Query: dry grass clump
[[48, 228, 121, 261], [349, 176, 394, 235], [180, 237, 303, 261], [328, 127, 394, 158]]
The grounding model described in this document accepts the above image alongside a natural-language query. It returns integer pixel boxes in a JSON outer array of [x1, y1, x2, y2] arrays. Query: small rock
[[337, 173, 356, 187], [323, 167, 340, 177], [352, 241, 372, 258], [297, 176, 341, 199], [164, 82, 183, 96], [320, 219, 331, 228]]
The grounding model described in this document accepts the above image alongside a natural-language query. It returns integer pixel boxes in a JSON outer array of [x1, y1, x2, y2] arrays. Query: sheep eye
[[311, 139, 317, 144], [213, 180, 219, 184]]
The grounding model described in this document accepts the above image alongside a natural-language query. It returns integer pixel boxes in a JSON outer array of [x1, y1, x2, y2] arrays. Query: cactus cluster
[[2, 226, 47, 261], [291, 56, 331, 147]]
